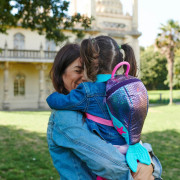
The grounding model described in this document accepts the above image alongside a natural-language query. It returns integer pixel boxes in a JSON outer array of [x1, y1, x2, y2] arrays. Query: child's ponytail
[[80, 36, 138, 80], [121, 44, 137, 77], [80, 38, 100, 81]]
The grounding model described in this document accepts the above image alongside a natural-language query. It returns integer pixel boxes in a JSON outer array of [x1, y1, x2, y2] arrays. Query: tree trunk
[[168, 58, 174, 105]]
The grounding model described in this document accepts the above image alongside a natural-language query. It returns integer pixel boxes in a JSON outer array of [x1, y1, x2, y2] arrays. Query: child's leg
[[113, 144, 129, 155], [96, 144, 129, 180], [97, 176, 107, 180]]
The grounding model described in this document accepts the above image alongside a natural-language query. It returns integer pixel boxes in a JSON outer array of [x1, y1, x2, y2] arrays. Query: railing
[[44, 51, 57, 59], [0, 49, 57, 60]]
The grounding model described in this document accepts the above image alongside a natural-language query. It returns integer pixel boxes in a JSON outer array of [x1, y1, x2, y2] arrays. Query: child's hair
[[80, 35, 137, 81]]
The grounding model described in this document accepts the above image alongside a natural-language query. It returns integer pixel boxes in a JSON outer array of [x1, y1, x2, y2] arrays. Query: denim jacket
[[47, 110, 162, 180], [46, 74, 126, 145], [47, 110, 133, 180]]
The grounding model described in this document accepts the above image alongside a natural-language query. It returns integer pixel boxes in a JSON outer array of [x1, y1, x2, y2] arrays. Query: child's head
[[80, 35, 137, 81]]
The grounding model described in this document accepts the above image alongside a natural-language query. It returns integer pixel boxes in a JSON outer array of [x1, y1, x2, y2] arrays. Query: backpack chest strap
[[86, 113, 114, 127]]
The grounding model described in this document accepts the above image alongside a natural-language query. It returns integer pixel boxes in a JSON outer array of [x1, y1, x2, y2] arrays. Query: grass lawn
[[148, 89, 180, 104], [0, 105, 180, 179]]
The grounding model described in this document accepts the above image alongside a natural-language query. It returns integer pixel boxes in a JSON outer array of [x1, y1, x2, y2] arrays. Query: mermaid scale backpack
[[106, 62, 151, 172]]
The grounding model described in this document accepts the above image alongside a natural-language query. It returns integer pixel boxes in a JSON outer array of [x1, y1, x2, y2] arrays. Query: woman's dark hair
[[80, 35, 137, 81], [50, 43, 80, 94]]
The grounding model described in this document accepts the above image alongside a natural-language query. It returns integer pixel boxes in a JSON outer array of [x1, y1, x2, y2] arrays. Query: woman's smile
[[62, 58, 86, 92]]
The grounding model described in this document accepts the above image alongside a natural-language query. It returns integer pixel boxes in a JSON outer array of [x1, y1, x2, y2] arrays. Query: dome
[[96, 0, 123, 15]]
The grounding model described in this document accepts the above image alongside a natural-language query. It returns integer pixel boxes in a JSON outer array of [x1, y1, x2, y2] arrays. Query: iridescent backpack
[[106, 62, 151, 172]]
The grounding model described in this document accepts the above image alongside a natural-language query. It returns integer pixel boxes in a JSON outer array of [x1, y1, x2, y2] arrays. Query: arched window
[[14, 74, 25, 96], [14, 33, 25, 49], [45, 40, 56, 51]]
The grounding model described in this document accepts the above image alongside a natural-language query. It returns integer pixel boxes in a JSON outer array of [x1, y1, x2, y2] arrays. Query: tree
[[140, 46, 168, 90], [165, 49, 180, 89], [174, 49, 180, 89], [0, 0, 93, 44], [155, 19, 180, 104]]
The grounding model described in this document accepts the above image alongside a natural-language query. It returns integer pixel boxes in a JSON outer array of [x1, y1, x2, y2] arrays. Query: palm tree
[[155, 19, 180, 105]]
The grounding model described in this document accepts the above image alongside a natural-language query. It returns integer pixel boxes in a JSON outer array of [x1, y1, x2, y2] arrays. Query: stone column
[[91, 0, 97, 28], [4, 41, 8, 57], [132, 36, 140, 76], [132, 0, 138, 31], [37, 63, 47, 109], [3, 61, 10, 110], [40, 43, 44, 59], [132, 0, 140, 76], [74, 0, 77, 13]]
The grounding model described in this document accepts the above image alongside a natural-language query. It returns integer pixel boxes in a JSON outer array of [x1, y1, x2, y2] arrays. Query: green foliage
[[156, 19, 180, 52], [164, 49, 180, 89], [174, 49, 180, 88], [155, 19, 180, 104], [140, 46, 168, 90], [0, 0, 18, 33], [0, 0, 93, 44]]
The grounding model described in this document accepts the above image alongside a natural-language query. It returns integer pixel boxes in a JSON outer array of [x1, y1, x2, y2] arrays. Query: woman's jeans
[[47, 110, 162, 180]]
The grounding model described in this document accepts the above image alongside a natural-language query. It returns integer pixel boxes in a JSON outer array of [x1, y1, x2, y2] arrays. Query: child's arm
[[46, 83, 87, 111]]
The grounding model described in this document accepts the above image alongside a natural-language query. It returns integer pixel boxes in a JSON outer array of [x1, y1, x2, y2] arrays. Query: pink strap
[[111, 62, 130, 78], [86, 113, 114, 127]]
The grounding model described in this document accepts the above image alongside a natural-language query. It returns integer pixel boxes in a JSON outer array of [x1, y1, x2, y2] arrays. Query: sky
[[138, 0, 180, 47], [69, 0, 180, 47]]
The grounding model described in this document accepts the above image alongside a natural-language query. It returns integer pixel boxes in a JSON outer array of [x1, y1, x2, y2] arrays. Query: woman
[[47, 43, 162, 180]]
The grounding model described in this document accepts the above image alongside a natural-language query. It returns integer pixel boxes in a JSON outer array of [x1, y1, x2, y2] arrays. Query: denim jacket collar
[[96, 74, 111, 82]]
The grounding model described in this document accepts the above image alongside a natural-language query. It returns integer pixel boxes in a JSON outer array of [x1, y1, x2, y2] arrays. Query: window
[[45, 40, 56, 51], [14, 33, 25, 50], [14, 74, 25, 96]]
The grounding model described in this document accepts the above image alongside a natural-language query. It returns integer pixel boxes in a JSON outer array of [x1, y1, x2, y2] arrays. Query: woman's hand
[[131, 163, 154, 180]]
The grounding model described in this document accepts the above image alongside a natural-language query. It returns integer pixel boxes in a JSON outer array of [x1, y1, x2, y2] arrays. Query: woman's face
[[63, 57, 86, 92]]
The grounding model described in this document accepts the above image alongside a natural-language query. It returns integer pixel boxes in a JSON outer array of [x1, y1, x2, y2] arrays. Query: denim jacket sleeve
[[50, 110, 133, 180], [46, 83, 88, 111]]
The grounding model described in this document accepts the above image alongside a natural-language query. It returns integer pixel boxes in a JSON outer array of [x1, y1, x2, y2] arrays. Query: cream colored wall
[[7, 63, 39, 109], [45, 64, 54, 96], [0, 69, 3, 110], [0, 28, 43, 50], [0, 62, 54, 110], [0, 28, 78, 51], [123, 36, 140, 70]]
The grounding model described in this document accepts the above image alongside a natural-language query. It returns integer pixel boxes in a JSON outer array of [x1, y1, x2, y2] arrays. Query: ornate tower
[[72, 0, 141, 71], [94, 0, 141, 71]]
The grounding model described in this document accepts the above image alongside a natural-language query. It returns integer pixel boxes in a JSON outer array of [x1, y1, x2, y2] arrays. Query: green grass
[[0, 105, 180, 179], [142, 105, 180, 180], [148, 89, 180, 104], [0, 111, 58, 180]]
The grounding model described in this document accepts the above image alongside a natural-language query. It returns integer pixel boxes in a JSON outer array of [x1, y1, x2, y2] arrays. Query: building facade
[[0, 0, 141, 110]]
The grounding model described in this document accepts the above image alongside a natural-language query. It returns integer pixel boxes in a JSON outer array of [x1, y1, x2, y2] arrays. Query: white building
[[0, 0, 140, 110]]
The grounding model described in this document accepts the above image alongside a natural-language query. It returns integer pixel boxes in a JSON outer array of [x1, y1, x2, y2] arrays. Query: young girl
[[46, 36, 151, 177]]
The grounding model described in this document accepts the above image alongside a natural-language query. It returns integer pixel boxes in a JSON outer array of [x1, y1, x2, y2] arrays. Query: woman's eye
[[75, 70, 81, 73]]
